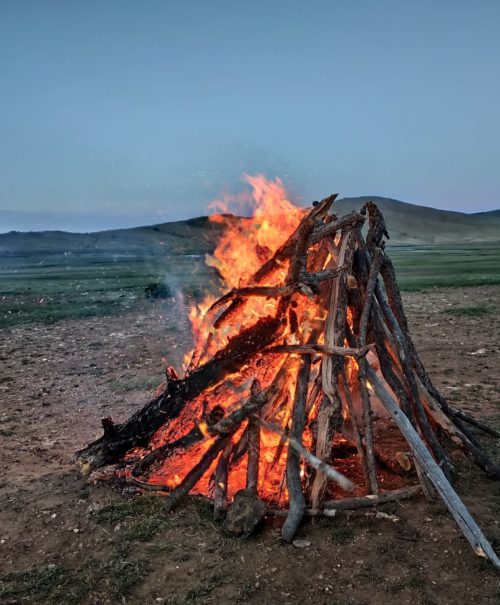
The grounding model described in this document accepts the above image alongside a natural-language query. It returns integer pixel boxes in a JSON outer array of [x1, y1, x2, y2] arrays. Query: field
[[2, 242, 500, 329], [1, 244, 500, 604]]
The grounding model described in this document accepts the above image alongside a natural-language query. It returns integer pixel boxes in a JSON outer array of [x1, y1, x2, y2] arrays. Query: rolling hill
[[1, 197, 499, 256]]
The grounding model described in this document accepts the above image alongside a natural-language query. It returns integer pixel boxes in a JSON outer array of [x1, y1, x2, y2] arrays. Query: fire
[[186, 175, 305, 367], [207, 174, 304, 288], [145, 176, 316, 501], [142, 176, 365, 504]]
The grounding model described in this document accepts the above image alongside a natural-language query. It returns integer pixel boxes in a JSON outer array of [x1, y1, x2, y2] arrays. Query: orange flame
[[186, 175, 305, 367], [145, 176, 324, 502]]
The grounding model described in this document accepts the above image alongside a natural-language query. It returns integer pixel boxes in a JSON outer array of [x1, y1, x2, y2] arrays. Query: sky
[[1, 0, 499, 233]]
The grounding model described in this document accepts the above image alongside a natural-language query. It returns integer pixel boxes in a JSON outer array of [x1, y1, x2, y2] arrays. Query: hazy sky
[[1, 0, 499, 232]]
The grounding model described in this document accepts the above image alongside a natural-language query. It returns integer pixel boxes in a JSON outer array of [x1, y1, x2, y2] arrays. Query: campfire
[[77, 177, 500, 567]]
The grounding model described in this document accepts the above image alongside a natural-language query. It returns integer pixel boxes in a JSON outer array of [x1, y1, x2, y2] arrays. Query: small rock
[[224, 490, 265, 537], [292, 538, 311, 549]]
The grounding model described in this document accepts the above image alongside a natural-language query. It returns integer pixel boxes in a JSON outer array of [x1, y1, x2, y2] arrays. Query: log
[[311, 224, 360, 508], [358, 359, 379, 494], [282, 356, 311, 542], [258, 419, 354, 492], [266, 343, 374, 358], [246, 415, 261, 494], [213, 442, 231, 520], [339, 369, 371, 491], [449, 408, 500, 438], [372, 274, 453, 478], [323, 486, 422, 510], [367, 367, 500, 569], [356, 249, 382, 495], [164, 433, 234, 513]]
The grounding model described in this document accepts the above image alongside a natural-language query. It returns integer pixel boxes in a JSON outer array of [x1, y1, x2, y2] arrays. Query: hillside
[[1, 197, 499, 256], [335, 197, 500, 245]]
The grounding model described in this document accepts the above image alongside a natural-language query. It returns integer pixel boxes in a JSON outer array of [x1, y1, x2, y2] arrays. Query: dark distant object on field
[[144, 282, 173, 299]]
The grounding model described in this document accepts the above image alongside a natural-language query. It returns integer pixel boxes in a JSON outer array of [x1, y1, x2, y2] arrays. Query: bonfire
[[77, 177, 500, 567]]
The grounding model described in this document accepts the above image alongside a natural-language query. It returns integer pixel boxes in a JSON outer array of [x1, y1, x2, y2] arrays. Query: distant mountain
[[335, 197, 500, 245], [1, 197, 499, 256]]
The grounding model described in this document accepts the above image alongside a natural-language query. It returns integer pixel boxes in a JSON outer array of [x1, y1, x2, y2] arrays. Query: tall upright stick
[[282, 356, 312, 542]]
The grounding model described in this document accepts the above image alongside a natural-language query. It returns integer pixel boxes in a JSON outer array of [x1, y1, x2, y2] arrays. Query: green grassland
[[1, 242, 499, 329], [388, 242, 500, 291], [0, 253, 217, 328]]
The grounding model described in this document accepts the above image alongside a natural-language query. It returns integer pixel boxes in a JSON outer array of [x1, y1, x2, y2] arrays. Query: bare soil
[[1, 286, 500, 604]]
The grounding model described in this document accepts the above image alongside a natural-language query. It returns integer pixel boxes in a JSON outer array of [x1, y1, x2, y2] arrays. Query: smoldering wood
[[213, 442, 231, 520], [163, 432, 234, 513], [266, 343, 374, 358], [339, 369, 371, 490], [246, 415, 261, 494], [258, 419, 354, 492]]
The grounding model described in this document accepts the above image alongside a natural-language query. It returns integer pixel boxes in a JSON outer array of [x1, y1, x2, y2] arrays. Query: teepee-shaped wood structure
[[77, 195, 500, 567]]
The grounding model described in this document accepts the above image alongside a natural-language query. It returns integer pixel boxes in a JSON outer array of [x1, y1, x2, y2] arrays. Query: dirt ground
[[1, 286, 500, 604]]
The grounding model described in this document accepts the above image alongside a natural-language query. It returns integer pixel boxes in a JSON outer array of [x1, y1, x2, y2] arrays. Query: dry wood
[[311, 224, 360, 509], [309, 212, 365, 246], [372, 273, 454, 478], [450, 407, 500, 438], [323, 485, 422, 510], [416, 376, 500, 480], [339, 369, 371, 491], [357, 359, 379, 494], [164, 432, 234, 513], [213, 442, 232, 520], [354, 250, 382, 495], [282, 356, 311, 542], [246, 415, 261, 494], [258, 419, 354, 492], [266, 343, 374, 358]]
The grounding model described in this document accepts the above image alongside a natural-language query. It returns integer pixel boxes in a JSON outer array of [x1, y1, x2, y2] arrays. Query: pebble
[[292, 538, 311, 549]]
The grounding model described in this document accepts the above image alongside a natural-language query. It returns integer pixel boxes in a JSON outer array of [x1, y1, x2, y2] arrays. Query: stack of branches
[[76, 196, 500, 567]]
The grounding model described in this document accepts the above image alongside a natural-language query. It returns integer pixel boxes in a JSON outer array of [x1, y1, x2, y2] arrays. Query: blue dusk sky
[[1, 0, 499, 232]]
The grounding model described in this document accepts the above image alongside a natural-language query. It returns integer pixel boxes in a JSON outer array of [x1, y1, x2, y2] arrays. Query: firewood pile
[[76, 192, 500, 567]]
